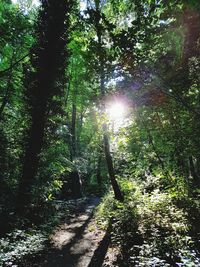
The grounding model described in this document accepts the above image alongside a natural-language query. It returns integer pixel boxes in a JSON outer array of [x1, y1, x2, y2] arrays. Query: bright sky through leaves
[[107, 102, 126, 121], [12, 0, 40, 7]]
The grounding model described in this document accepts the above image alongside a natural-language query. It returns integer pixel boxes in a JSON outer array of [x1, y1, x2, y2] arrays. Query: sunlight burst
[[107, 102, 126, 121]]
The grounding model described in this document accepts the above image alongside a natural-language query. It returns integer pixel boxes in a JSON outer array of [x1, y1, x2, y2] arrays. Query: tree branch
[[0, 53, 29, 77]]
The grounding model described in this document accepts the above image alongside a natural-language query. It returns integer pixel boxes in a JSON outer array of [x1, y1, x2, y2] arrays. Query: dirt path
[[34, 197, 110, 267]]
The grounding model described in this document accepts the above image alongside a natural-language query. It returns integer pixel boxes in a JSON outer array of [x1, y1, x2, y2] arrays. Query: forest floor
[[2, 194, 200, 266], [0, 197, 121, 267], [32, 197, 112, 267], [0, 197, 117, 267]]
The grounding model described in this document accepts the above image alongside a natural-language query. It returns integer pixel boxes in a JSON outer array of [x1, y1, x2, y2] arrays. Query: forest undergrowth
[[1, 0, 200, 266], [96, 170, 200, 267], [0, 198, 88, 267]]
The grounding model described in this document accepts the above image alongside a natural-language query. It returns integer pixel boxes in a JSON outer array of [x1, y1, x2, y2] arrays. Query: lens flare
[[107, 102, 125, 120]]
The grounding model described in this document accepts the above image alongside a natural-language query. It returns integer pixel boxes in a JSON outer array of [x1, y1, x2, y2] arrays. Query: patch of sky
[[12, 0, 40, 7], [106, 76, 124, 87]]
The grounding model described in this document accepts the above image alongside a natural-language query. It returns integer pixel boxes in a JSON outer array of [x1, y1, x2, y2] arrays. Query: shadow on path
[[44, 211, 94, 267], [38, 197, 110, 267], [87, 227, 110, 267]]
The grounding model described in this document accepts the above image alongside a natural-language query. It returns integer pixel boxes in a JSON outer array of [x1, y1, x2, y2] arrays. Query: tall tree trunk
[[103, 131, 124, 201], [17, 0, 72, 209], [69, 100, 82, 198], [96, 153, 102, 187], [167, 110, 190, 178], [189, 156, 200, 187], [76, 109, 84, 151], [138, 112, 170, 179], [65, 79, 82, 199], [93, 2, 123, 202], [71, 102, 77, 159]]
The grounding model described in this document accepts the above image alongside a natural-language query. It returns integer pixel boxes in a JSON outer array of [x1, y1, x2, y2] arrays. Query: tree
[[0, 0, 33, 204], [17, 0, 74, 209], [83, 0, 124, 201]]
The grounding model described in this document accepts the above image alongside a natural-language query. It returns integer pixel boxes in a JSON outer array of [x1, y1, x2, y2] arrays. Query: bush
[[95, 176, 200, 266]]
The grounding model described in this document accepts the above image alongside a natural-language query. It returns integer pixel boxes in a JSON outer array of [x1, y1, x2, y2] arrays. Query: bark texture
[[17, 0, 72, 208]]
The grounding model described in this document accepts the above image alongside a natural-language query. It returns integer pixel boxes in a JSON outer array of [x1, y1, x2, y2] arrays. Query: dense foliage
[[0, 0, 200, 266]]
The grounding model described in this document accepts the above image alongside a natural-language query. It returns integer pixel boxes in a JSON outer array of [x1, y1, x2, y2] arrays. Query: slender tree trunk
[[17, 0, 72, 209], [103, 132, 124, 201], [100, 67, 124, 201], [196, 156, 200, 177], [96, 153, 102, 187], [0, 94, 9, 120], [76, 110, 83, 152], [69, 101, 82, 198], [93, 2, 123, 201], [138, 112, 170, 179], [66, 78, 82, 198], [71, 102, 77, 159], [0, 51, 15, 120], [166, 110, 190, 178], [189, 156, 200, 187]]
